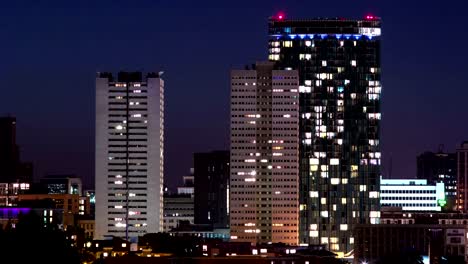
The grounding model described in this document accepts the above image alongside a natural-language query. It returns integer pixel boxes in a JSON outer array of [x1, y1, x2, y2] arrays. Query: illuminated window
[[309, 191, 319, 198], [283, 41, 293, 47], [309, 231, 319, 237]]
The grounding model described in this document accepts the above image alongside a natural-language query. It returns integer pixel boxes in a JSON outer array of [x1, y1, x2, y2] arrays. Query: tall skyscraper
[[456, 142, 468, 212], [417, 149, 456, 208], [95, 72, 164, 240], [194, 151, 229, 229], [230, 61, 299, 245], [268, 16, 382, 253]]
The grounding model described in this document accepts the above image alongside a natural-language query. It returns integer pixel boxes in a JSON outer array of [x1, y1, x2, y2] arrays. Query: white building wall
[[380, 177, 445, 211], [95, 73, 164, 240]]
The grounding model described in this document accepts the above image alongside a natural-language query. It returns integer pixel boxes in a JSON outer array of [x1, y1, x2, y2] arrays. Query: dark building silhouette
[[193, 151, 229, 229], [0, 116, 32, 183], [417, 148, 457, 209], [269, 16, 382, 252]]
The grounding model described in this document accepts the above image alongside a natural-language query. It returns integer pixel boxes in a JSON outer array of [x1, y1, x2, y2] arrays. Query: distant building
[[77, 217, 95, 239], [163, 194, 194, 232], [417, 149, 457, 208], [177, 170, 194, 196], [84, 189, 95, 216], [230, 61, 299, 245], [168, 222, 230, 241], [380, 177, 445, 211], [0, 116, 33, 183], [0, 182, 30, 206], [194, 151, 230, 229], [40, 175, 83, 195], [95, 71, 165, 240], [16, 193, 90, 228], [457, 142, 468, 212], [354, 210, 468, 264], [0, 207, 63, 229]]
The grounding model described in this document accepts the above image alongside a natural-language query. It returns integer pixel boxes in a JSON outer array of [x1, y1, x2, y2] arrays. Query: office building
[[230, 61, 299, 245], [417, 149, 457, 208], [456, 142, 468, 212], [380, 177, 445, 211], [177, 169, 194, 196], [268, 16, 382, 252], [194, 151, 229, 229], [40, 175, 83, 195], [163, 194, 194, 232], [0, 182, 30, 206], [95, 71, 164, 240], [355, 211, 468, 264], [0, 116, 33, 183], [18, 193, 90, 227]]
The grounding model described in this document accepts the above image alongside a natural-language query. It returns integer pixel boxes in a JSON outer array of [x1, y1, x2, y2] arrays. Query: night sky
[[1, 0, 467, 190]]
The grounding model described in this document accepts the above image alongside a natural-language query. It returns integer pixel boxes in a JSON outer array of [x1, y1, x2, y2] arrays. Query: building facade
[[230, 61, 299, 245], [194, 151, 229, 229], [417, 149, 457, 208], [380, 177, 445, 211], [40, 175, 83, 195], [457, 142, 468, 212], [0, 182, 30, 206], [355, 211, 468, 264], [18, 193, 90, 227], [268, 16, 382, 252], [163, 194, 194, 232], [95, 72, 164, 240]]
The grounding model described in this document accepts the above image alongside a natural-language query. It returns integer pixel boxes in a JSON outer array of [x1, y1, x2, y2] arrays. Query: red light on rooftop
[[277, 12, 285, 20], [365, 15, 375, 20]]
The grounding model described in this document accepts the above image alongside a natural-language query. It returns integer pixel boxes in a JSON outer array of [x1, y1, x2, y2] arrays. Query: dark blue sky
[[1, 0, 467, 189]]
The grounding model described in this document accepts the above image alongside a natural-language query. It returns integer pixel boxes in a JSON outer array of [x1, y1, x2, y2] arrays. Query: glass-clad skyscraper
[[268, 16, 382, 254]]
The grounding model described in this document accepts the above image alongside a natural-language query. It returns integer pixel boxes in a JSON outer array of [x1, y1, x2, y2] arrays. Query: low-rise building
[[354, 210, 468, 264], [163, 194, 194, 232], [0, 182, 30, 206], [18, 193, 90, 228], [380, 177, 445, 211], [77, 217, 95, 239]]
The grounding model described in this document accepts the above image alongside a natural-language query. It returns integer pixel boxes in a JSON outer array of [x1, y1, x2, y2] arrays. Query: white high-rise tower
[[95, 71, 164, 240], [230, 62, 299, 245]]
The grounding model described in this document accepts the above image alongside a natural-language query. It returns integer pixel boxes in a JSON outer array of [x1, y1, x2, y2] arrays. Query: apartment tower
[[95, 71, 164, 240], [268, 16, 382, 253], [230, 61, 299, 245]]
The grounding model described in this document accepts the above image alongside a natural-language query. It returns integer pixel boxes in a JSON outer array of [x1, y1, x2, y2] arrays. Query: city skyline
[[0, 1, 467, 190]]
